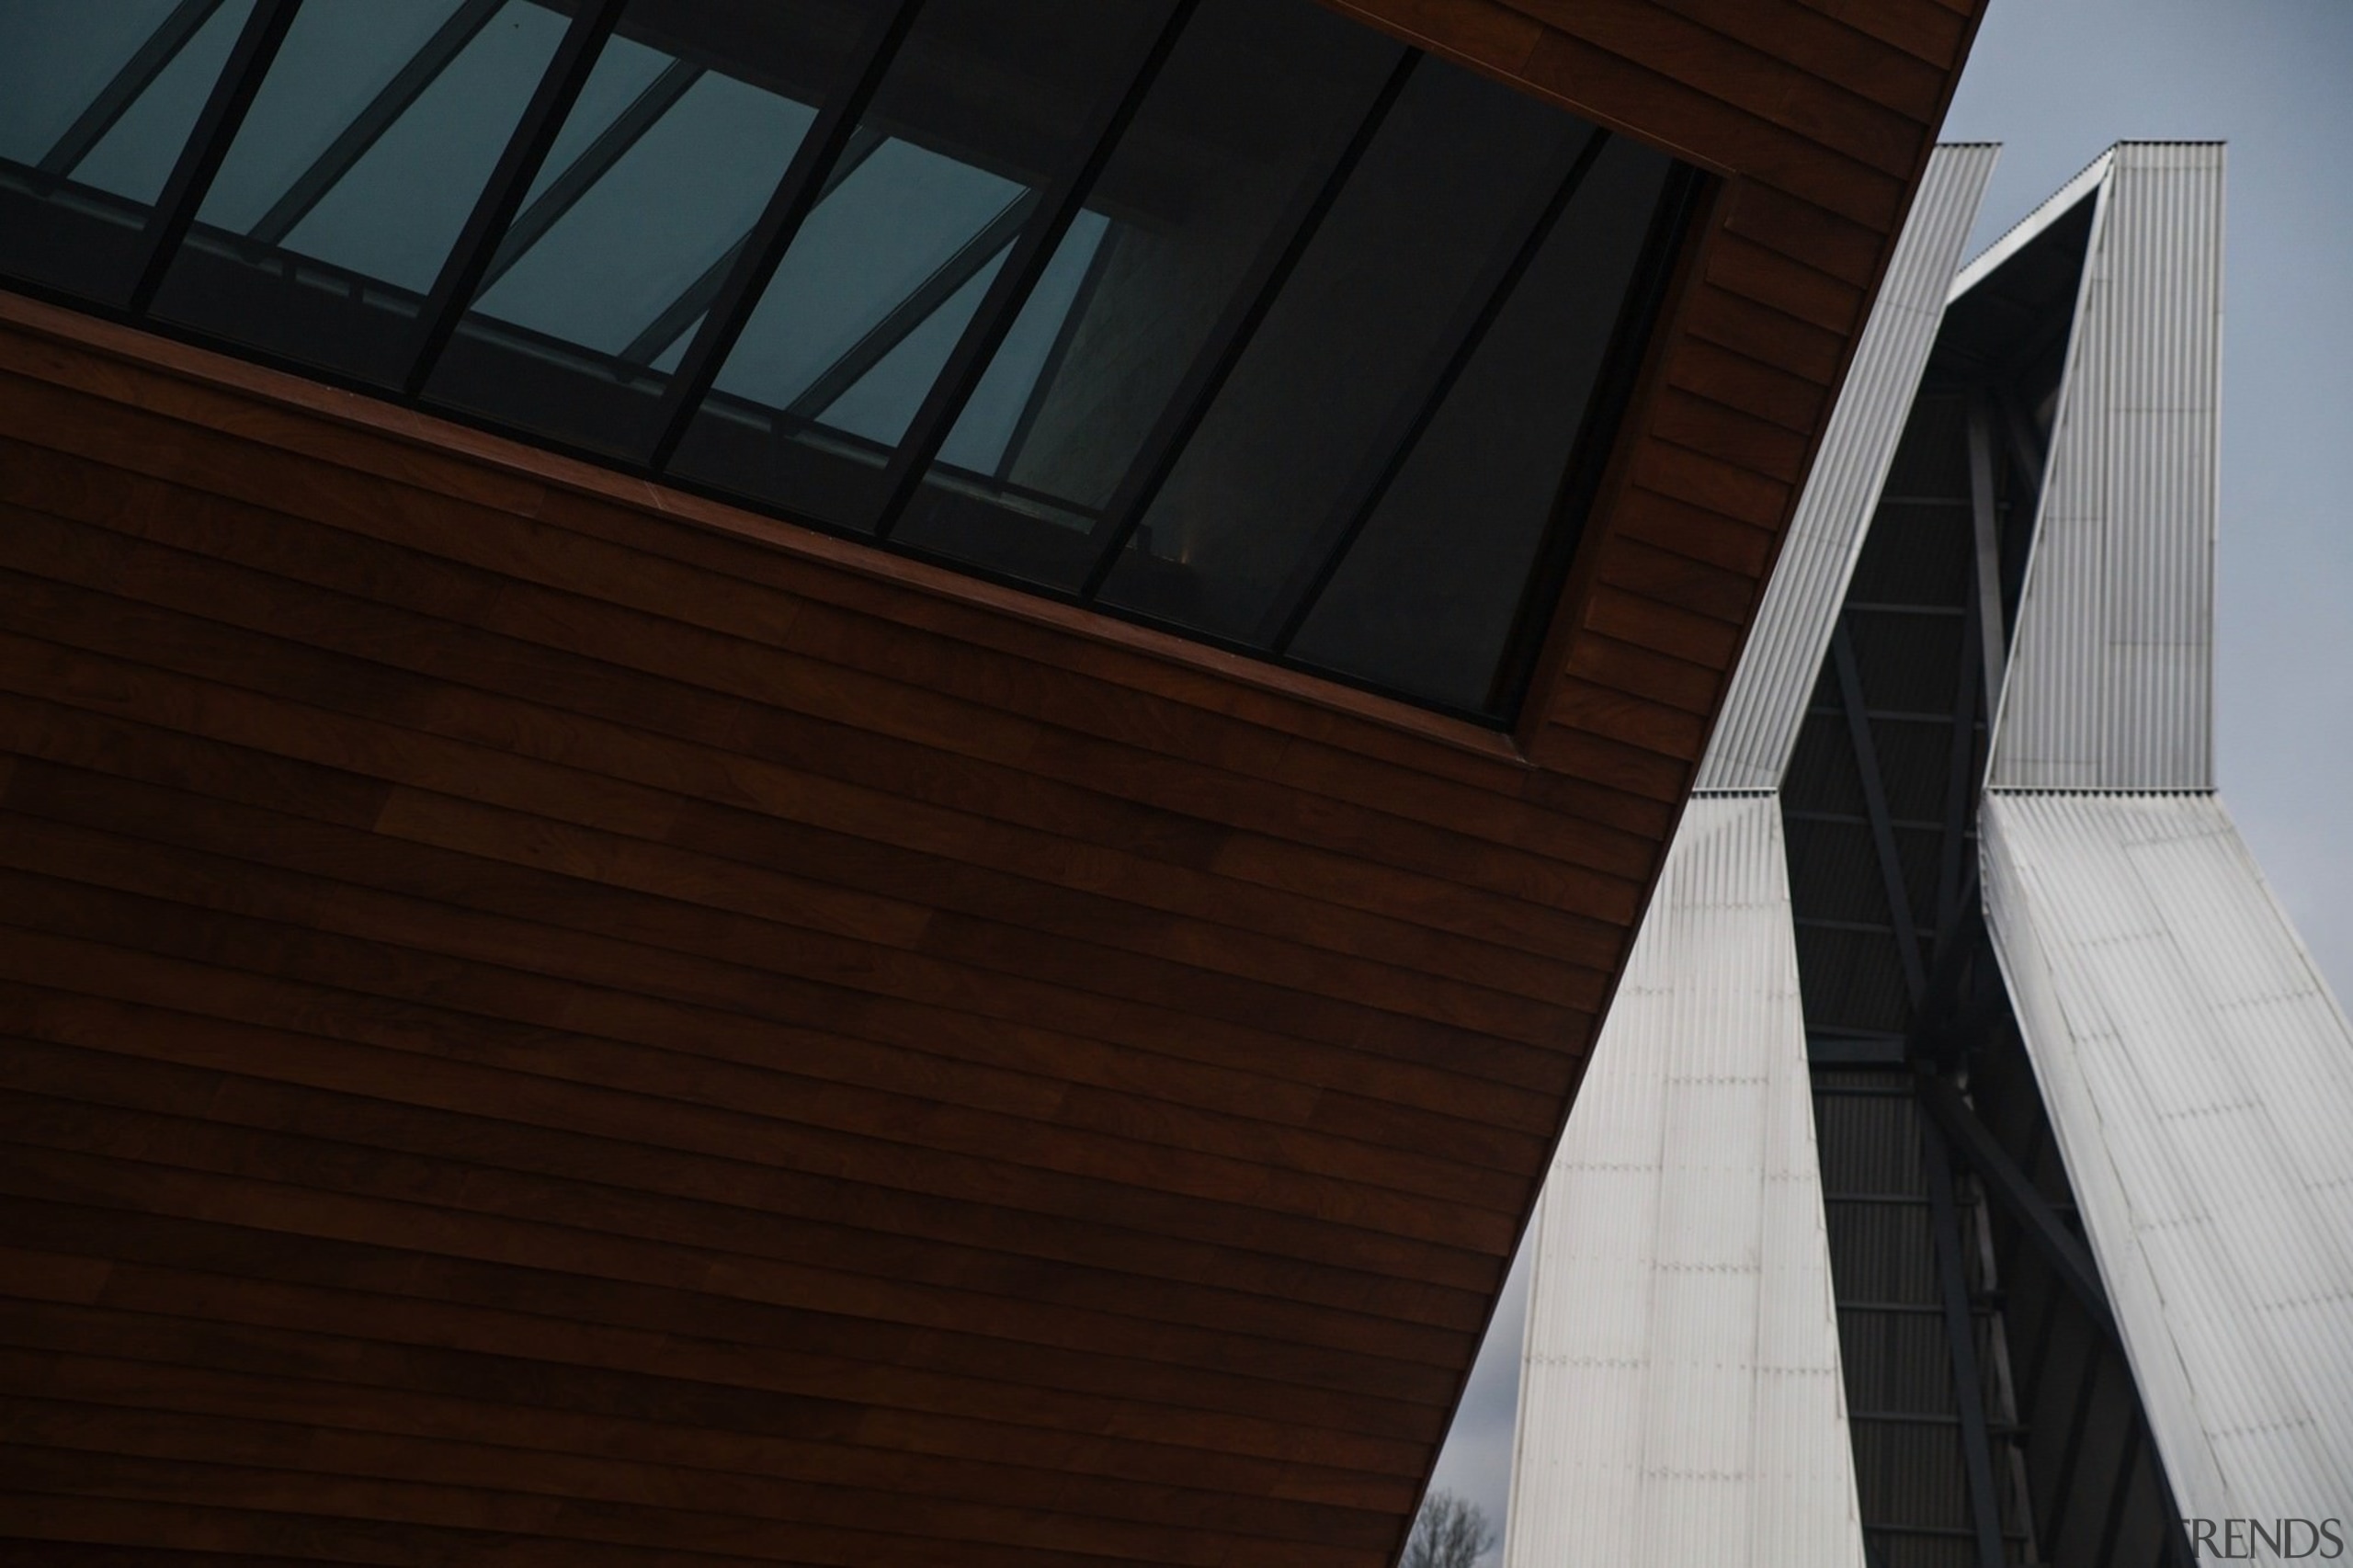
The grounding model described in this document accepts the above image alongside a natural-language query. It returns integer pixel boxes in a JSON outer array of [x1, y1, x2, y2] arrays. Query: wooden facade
[[0, 0, 1984, 1561]]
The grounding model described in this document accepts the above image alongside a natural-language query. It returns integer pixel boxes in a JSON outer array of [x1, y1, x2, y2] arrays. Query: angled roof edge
[[1694, 142, 1997, 790], [1950, 147, 2114, 301], [1988, 142, 2223, 790]]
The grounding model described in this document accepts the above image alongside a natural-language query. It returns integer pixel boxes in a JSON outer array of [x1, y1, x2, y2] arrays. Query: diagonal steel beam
[[2040, 1351, 2103, 1553], [246, 0, 506, 247], [1931, 553, 1984, 948], [1916, 1074, 2120, 1347], [1965, 395, 2007, 710], [2093, 1419, 2143, 1568], [1920, 1105, 2009, 1568], [1832, 621, 1928, 1002]]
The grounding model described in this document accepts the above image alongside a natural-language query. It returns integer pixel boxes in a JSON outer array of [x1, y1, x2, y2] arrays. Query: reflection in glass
[[1290, 137, 1676, 712], [702, 135, 1028, 445], [0, 0, 258, 302], [424, 0, 882, 456], [887, 0, 1404, 588], [149, 0, 567, 381], [1097, 62, 1593, 642], [666, 0, 1166, 532], [0, 0, 1697, 726]]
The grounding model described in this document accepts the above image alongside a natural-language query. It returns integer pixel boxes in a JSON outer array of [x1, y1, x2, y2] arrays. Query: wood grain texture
[[0, 0, 1984, 1561]]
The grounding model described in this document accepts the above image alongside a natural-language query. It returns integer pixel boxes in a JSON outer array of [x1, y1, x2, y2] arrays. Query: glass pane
[[699, 134, 1027, 445], [1290, 138, 1676, 715], [929, 209, 1108, 475], [667, 0, 1167, 534], [0, 0, 257, 303], [1096, 58, 1591, 644], [0, 0, 188, 169], [149, 0, 570, 384], [424, 0, 894, 458], [886, 0, 1404, 589]]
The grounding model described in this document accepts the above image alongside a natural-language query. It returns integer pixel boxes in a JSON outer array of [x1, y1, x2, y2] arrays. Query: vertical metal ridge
[[1506, 795, 1868, 1567], [1982, 791, 2353, 1532], [1696, 143, 1997, 791], [1989, 143, 2222, 790]]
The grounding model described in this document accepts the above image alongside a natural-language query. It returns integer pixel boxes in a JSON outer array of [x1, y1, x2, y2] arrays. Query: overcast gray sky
[[1427, 0, 2353, 1540]]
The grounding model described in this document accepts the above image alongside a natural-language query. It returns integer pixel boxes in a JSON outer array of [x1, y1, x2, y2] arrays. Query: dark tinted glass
[[884, 0, 1404, 587], [0, 0, 258, 302], [424, 0, 892, 456], [1290, 136, 1676, 711], [666, 0, 1170, 531], [1095, 59, 1591, 644], [0, 0, 1698, 727], [147, 0, 568, 383]]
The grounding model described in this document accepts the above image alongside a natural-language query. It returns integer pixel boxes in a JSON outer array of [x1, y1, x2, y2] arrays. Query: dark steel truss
[[1790, 207, 2197, 1557]]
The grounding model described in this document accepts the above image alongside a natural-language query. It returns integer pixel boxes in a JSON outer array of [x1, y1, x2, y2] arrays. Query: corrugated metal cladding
[[1981, 792, 2353, 1535], [1502, 161, 2005, 1563], [1697, 144, 1999, 791], [1506, 796, 1867, 1568], [1989, 143, 2222, 790]]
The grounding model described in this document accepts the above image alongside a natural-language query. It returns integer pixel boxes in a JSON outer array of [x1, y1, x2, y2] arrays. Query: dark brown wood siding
[[0, 0, 1983, 1560]]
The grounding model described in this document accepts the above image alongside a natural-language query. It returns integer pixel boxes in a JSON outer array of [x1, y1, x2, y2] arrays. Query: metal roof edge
[[1950, 146, 2114, 301]]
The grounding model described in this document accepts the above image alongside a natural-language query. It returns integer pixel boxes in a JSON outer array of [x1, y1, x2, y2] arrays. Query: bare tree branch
[[1402, 1488, 1500, 1568]]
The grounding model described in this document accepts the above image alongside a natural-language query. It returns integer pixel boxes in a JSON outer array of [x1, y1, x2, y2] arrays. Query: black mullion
[[1075, 49, 1416, 600], [1922, 1105, 2009, 1568], [247, 0, 506, 247], [642, 2, 924, 470], [620, 231, 750, 369], [403, 0, 628, 395], [1483, 163, 1703, 718], [870, 0, 1196, 543], [125, 0, 301, 314], [995, 223, 1119, 483], [1263, 129, 1609, 653], [475, 58, 703, 295], [619, 128, 891, 371], [786, 195, 1034, 423], [38, 0, 229, 179]]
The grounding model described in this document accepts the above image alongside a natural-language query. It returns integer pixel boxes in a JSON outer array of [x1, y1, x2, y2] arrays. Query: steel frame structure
[[1506, 141, 2349, 1568]]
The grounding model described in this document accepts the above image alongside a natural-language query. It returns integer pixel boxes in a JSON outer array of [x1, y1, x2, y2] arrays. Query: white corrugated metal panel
[[1697, 144, 1997, 790], [1506, 795, 1866, 1568], [1989, 143, 2223, 790], [1983, 791, 2353, 1528]]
